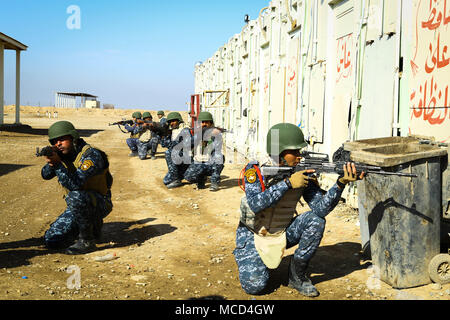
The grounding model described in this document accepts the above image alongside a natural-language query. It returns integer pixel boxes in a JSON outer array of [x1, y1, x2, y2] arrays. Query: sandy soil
[[0, 106, 448, 301]]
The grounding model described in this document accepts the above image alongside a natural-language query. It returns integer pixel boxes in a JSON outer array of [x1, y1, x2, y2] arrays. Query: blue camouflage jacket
[[124, 122, 140, 137], [41, 139, 109, 193]]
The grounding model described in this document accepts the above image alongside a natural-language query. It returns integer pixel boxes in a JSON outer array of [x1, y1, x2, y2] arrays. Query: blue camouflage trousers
[[126, 138, 139, 152], [184, 162, 224, 184], [137, 138, 159, 160], [233, 211, 326, 295], [44, 190, 112, 249], [163, 149, 189, 185]]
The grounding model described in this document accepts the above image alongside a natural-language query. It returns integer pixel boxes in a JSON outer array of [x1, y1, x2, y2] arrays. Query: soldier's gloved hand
[[289, 170, 310, 189], [45, 148, 61, 167], [337, 162, 365, 188]]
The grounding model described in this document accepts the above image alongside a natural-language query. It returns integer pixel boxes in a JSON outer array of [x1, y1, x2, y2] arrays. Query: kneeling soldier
[[41, 121, 113, 255], [163, 112, 193, 189], [184, 111, 224, 191], [233, 123, 364, 296], [125, 112, 143, 157]]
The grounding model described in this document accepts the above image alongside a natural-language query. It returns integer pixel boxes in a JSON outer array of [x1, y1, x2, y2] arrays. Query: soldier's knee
[[44, 229, 73, 249], [239, 275, 268, 295], [184, 172, 197, 183]]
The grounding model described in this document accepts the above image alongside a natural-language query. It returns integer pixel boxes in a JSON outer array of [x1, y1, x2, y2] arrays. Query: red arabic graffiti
[[410, 76, 449, 125], [425, 33, 449, 73], [410, 0, 450, 127], [286, 56, 298, 97], [421, 0, 450, 30], [336, 33, 352, 83]]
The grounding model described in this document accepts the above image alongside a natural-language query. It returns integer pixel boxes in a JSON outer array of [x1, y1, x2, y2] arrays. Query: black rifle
[[260, 151, 418, 180], [138, 120, 172, 137], [35, 146, 55, 157], [109, 119, 134, 126]]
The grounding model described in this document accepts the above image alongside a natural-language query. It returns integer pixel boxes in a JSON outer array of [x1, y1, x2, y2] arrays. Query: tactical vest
[[171, 122, 189, 141], [240, 188, 303, 236], [139, 128, 152, 143], [130, 124, 141, 139], [60, 144, 112, 197]]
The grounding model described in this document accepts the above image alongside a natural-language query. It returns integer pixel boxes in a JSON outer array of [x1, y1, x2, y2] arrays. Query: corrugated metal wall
[[194, 0, 450, 164]]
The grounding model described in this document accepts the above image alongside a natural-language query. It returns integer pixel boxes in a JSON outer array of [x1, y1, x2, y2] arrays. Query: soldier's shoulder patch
[[245, 168, 257, 184], [80, 159, 94, 171]]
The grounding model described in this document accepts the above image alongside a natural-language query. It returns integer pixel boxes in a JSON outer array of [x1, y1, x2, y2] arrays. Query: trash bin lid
[[343, 137, 418, 152], [350, 142, 448, 167]]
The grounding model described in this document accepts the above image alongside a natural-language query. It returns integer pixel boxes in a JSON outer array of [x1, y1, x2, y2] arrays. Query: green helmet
[[266, 123, 307, 156], [132, 112, 142, 119], [48, 121, 80, 142], [157, 111, 165, 116], [142, 112, 152, 119], [167, 112, 183, 123], [197, 111, 214, 122]]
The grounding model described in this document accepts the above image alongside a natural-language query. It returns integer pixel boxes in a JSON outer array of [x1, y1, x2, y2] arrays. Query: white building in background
[[54, 92, 100, 109]]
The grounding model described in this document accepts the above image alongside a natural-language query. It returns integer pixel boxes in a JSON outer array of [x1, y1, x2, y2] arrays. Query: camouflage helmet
[[132, 112, 142, 119], [48, 121, 80, 142], [197, 111, 214, 122], [157, 111, 165, 116], [266, 123, 307, 156], [167, 112, 183, 123], [142, 111, 152, 119]]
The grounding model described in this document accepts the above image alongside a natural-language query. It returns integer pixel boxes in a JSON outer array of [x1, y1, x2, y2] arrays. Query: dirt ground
[[0, 105, 448, 302]]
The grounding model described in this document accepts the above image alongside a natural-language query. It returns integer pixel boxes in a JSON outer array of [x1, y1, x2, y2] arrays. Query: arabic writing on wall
[[286, 56, 298, 98], [410, 0, 449, 139], [336, 33, 353, 83]]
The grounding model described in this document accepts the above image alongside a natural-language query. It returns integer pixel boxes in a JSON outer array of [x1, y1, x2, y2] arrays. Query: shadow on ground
[[258, 241, 371, 295], [0, 218, 176, 269], [0, 164, 32, 177], [0, 124, 103, 138]]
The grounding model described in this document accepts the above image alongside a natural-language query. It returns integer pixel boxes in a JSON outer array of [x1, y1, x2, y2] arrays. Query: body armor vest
[[139, 128, 152, 142], [61, 144, 111, 196], [171, 122, 189, 141], [241, 188, 303, 236]]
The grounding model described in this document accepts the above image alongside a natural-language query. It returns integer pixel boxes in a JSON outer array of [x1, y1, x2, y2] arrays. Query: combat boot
[[129, 151, 138, 157], [167, 180, 182, 189], [209, 182, 219, 192], [196, 176, 207, 190], [66, 225, 96, 255], [288, 258, 319, 297]]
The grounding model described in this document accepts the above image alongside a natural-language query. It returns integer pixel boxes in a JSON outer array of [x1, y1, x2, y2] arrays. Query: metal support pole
[[15, 50, 20, 124]]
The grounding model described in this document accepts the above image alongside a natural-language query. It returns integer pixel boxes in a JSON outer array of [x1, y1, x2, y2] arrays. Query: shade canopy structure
[[0, 32, 28, 125], [54, 92, 99, 109]]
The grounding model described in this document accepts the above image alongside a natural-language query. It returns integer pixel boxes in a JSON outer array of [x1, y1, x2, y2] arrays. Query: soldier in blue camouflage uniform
[[41, 121, 113, 255], [156, 111, 170, 149], [234, 123, 365, 297], [125, 112, 143, 157], [136, 112, 160, 160], [163, 112, 193, 189], [184, 112, 224, 191]]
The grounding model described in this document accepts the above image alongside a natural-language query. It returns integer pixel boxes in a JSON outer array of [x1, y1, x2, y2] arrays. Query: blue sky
[[0, 0, 269, 111]]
